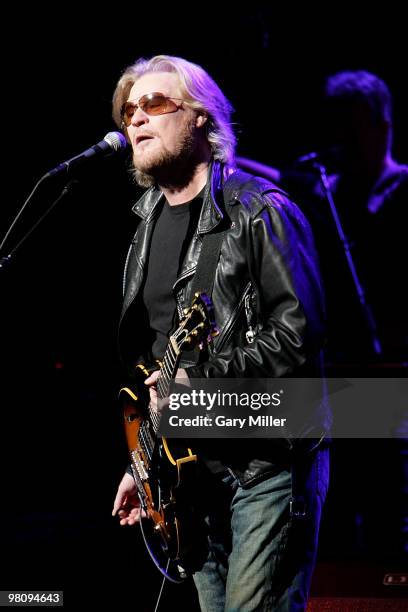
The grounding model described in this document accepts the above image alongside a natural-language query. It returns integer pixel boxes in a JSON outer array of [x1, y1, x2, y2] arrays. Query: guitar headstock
[[172, 292, 219, 354]]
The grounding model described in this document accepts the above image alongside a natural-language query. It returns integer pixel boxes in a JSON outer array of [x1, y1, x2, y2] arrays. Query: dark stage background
[[1, 7, 407, 611]]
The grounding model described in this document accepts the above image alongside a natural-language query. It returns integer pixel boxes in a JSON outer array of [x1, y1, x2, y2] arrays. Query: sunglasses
[[120, 92, 185, 127]]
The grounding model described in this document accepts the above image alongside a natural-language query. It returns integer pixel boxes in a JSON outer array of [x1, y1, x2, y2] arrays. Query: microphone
[[45, 131, 128, 178], [295, 147, 343, 167], [296, 151, 321, 164]]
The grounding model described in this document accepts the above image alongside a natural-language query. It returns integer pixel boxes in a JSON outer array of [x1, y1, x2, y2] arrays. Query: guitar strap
[[190, 162, 237, 299], [180, 227, 226, 365], [190, 229, 226, 299]]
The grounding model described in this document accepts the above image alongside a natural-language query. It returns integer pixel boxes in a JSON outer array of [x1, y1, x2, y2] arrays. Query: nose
[[130, 106, 149, 128]]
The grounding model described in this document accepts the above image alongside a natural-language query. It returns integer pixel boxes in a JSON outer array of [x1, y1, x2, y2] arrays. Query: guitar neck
[[148, 338, 181, 434], [145, 293, 215, 434], [157, 343, 181, 400]]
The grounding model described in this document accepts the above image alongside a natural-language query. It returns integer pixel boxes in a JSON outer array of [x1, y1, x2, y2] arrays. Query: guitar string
[[148, 317, 201, 432]]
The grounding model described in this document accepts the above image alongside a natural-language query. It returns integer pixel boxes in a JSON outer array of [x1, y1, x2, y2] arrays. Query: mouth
[[135, 135, 154, 146]]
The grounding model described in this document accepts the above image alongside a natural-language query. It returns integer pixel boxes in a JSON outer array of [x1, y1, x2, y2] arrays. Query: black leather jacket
[[119, 161, 328, 486]]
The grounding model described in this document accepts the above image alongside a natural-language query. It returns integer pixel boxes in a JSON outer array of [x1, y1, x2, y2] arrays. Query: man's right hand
[[112, 472, 146, 525]]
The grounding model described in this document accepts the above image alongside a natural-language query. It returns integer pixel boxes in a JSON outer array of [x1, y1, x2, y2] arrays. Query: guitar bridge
[[131, 449, 149, 481]]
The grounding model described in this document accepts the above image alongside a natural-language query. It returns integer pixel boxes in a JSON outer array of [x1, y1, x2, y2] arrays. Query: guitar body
[[119, 293, 217, 575], [119, 373, 204, 569]]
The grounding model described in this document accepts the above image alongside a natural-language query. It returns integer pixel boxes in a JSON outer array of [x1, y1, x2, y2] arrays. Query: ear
[[195, 113, 208, 129]]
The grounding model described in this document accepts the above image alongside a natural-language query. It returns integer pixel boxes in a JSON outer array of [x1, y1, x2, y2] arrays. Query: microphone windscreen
[[104, 131, 128, 152]]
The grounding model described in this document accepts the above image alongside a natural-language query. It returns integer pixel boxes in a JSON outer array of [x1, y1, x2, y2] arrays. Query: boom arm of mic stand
[[317, 163, 383, 357], [0, 180, 78, 271]]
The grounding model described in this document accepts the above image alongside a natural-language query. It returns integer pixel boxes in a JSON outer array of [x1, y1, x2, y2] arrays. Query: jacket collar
[[131, 160, 233, 233], [131, 187, 163, 223]]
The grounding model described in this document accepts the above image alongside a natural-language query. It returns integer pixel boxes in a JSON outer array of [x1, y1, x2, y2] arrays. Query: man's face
[[324, 99, 383, 172], [125, 72, 198, 179]]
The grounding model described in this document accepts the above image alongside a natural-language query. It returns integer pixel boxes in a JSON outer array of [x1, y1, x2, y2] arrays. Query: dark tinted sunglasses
[[120, 92, 185, 126]]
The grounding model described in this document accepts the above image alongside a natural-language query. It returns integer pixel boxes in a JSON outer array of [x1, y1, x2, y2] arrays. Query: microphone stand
[[315, 162, 383, 358], [0, 179, 77, 271], [0, 131, 127, 271]]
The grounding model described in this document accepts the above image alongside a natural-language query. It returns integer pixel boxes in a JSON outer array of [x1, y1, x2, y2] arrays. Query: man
[[238, 70, 408, 364], [317, 70, 408, 364], [111, 55, 329, 611]]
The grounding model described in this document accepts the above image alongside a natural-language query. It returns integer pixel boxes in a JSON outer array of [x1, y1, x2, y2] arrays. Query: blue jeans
[[193, 447, 329, 611]]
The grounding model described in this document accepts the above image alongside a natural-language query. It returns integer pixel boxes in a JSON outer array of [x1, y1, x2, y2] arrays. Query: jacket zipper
[[214, 281, 253, 354], [121, 207, 159, 315], [122, 242, 134, 296]]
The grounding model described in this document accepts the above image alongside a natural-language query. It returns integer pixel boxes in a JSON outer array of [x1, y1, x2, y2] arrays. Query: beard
[[130, 117, 200, 189]]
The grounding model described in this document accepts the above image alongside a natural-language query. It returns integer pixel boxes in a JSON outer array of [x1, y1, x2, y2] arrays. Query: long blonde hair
[[112, 54, 236, 166]]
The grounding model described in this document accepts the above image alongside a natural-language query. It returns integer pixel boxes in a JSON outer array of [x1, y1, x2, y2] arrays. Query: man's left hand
[[144, 368, 190, 413]]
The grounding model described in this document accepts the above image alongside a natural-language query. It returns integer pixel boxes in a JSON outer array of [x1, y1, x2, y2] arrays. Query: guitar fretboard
[[149, 336, 181, 434]]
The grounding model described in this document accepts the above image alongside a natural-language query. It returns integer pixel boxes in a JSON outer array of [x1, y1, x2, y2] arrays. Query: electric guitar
[[118, 292, 218, 578]]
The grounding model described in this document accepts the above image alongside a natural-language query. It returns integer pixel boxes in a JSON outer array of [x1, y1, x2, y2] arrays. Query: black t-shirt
[[142, 191, 204, 360]]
